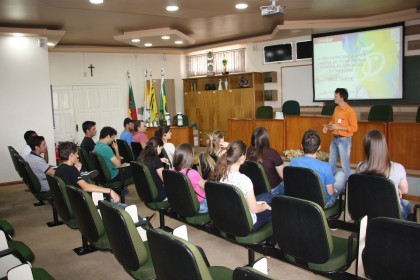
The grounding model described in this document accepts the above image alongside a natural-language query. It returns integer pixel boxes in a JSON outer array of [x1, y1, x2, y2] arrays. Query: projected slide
[[313, 24, 403, 101]]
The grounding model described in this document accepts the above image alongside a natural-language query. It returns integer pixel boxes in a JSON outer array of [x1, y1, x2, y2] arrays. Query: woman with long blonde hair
[[356, 130, 412, 220], [199, 130, 229, 179]]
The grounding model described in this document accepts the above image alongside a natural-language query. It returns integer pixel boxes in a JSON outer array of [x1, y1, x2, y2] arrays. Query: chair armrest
[[0, 248, 27, 264], [196, 245, 211, 267], [347, 232, 357, 262]]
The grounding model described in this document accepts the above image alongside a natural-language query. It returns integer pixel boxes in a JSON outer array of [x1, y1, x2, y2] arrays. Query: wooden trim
[[407, 39, 420, 51], [0, 180, 23, 187], [402, 194, 420, 202], [405, 24, 420, 36]]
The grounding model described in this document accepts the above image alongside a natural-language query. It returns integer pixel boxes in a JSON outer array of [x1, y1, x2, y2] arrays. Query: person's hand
[[322, 124, 329, 134], [160, 158, 169, 164], [75, 162, 82, 171], [220, 141, 229, 148], [110, 190, 120, 203], [111, 141, 118, 150]]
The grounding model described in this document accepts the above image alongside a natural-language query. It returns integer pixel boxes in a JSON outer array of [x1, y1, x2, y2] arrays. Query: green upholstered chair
[[77, 147, 96, 173], [0, 230, 34, 264], [162, 170, 210, 225], [89, 152, 133, 203], [161, 148, 173, 169], [368, 104, 393, 122], [131, 161, 170, 230], [282, 100, 300, 116], [239, 160, 271, 196], [283, 166, 342, 220], [321, 104, 336, 116], [116, 139, 134, 163], [0, 220, 14, 238], [66, 185, 110, 254], [233, 267, 276, 280], [46, 174, 78, 229], [416, 105, 420, 122], [7, 263, 55, 280], [0, 248, 54, 280], [347, 174, 401, 222], [131, 142, 143, 160], [363, 217, 420, 280], [272, 196, 357, 275], [8, 146, 24, 181], [98, 200, 156, 280], [205, 181, 273, 265], [256, 106, 274, 119], [147, 228, 233, 280]]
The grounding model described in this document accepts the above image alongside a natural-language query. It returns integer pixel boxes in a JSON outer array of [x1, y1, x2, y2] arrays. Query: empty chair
[[233, 267, 276, 280], [147, 228, 233, 279], [8, 146, 24, 181], [205, 181, 273, 264], [282, 100, 300, 116], [66, 185, 110, 254], [272, 196, 357, 276], [7, 263, 54, 280], [283, 166, 342, 219], [239, 160, 271, 196], [347, 174, 401, 222], [98, 200, 155, 279], [0, 220, 14, 237], [131, 161, 170, 230], [116, 139, 134, 163], [363, 217, 420, 280], [368, 105, 393, 122], [162, 170, 210, 225], [416, 105, 420, 122], [256, 106, 273, 119], [0, 230, 34, 264], [131, 142, 143, 160], [321, 103, 336, 116]]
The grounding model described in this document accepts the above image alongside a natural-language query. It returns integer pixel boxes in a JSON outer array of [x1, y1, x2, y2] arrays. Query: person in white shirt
[[20, 130, 48, 163]]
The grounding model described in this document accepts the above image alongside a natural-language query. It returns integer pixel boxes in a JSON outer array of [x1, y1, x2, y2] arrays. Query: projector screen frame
[[311, 22, 405, 103]]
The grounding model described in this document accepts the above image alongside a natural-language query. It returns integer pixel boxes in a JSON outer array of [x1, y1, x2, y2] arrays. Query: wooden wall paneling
[[255, 119, 285, 154], [350, 121, 387, 164], [387, 122, 420, 170], [227, 119, 255, 146], [218, 90, 229, 132], [145, 126, 193, 147]]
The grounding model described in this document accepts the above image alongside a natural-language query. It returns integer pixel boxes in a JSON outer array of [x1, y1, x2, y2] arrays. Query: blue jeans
[[400, 198, 412, 220], [198, 199, 208, 214], [324, 170, 346, 208], [271, 181, 284, 197], [253, 192, 273, 231], [329, 136, 352, 182]]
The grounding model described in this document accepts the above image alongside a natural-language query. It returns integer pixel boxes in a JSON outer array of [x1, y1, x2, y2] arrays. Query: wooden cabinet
[[183, 73, 263, 144]]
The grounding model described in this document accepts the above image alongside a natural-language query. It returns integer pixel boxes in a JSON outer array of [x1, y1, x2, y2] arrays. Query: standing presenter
[[323, 88, 358, 182]]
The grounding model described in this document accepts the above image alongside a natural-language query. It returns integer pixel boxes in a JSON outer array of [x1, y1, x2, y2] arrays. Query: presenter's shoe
[[80, 170, 99, 180]]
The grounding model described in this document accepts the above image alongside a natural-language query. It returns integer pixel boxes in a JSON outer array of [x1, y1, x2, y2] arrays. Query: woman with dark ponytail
[[211, 140, 273, 230]]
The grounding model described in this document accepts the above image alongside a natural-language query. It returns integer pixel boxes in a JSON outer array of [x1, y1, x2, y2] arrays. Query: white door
[[53, 84, 124, 145], [52, 86, 76, 143]]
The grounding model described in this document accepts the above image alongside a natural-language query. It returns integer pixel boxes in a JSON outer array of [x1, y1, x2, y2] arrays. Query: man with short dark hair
[[80, 121, 97, 152], [20, 130, 48, 162], [26, 136, 54, 192], [290, 130, 345, 208], [120, 118, 134, 146]]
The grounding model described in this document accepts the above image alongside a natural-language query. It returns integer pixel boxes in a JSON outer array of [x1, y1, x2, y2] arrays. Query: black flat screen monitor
[[296, 40, 313, 60], [264, 43, 292, 64]]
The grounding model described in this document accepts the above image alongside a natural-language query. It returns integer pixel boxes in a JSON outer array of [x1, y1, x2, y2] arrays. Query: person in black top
[[80, 121, 97, 152]]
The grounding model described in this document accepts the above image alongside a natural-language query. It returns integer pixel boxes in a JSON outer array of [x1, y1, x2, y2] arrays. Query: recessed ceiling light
[[235, 3, 248, 9], [90, 0, 104, 4], [161, 36, 170, 40], [174, 40, 183, 45], [144, 43, 153, 47], [47, 42, 55, 47], [131, 38, 140, 43], [166, 5, 179, 12], [12, 33, 24, 37]]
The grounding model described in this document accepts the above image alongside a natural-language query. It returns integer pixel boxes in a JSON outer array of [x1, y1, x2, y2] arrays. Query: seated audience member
[[356, 130, 412, 220], [20, 130, 48, 162], [93, 126, 132, 182], [120, 118, 135, 146], [211, 140, 273, 230], [154, 126, 175, 165], [80, 121, 97, 152], [25, 136, 54, 192], [290, 130, 345, 208], [173, 143, 208, 213], [246, 127, 285, 196], [133, 120, 149, 149], [200, 130, 229, 180], [137, 137, 167, 202]]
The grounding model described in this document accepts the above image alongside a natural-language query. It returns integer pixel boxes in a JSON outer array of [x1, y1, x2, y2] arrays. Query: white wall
[[48, 52, 185, 116], [0, 36, 56, 183]]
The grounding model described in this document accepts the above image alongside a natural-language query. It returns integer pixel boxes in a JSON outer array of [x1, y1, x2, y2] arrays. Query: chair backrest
[[17, 158, 42, 194], [363, 217, 420, 279], [116, 139, 133, 162], [347, 174, 401, 220], [272, 196, 333, 264], [416, 105, 420, 122], [147, 228, 212, 280], [239, 160, 271, 196], [205, 181, 253, 236], [77, 147, 95, 172], [89, 152, 111, 184], [131, 142, 143, 160], [46, 174, 76, 228], [321, 104, 336, 116], [283, 166, 326, 208], [161, 148, 172, 169], [162, 170, 199, 217], [368, 104, 393, 122], [98, 200, 152, 275], [131, 161, 158, 203], [282, 100, 300, 116], [7, 146, 22, 177], [256, 106, 273, 119], [66, 185, 106, 244]]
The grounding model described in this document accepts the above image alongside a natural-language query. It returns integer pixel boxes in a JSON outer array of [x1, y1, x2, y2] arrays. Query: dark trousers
[[253, 192, 274, 231]]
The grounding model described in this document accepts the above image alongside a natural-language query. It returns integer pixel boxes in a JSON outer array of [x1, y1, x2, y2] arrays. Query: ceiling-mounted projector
[[260, 0, 285, 16]]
